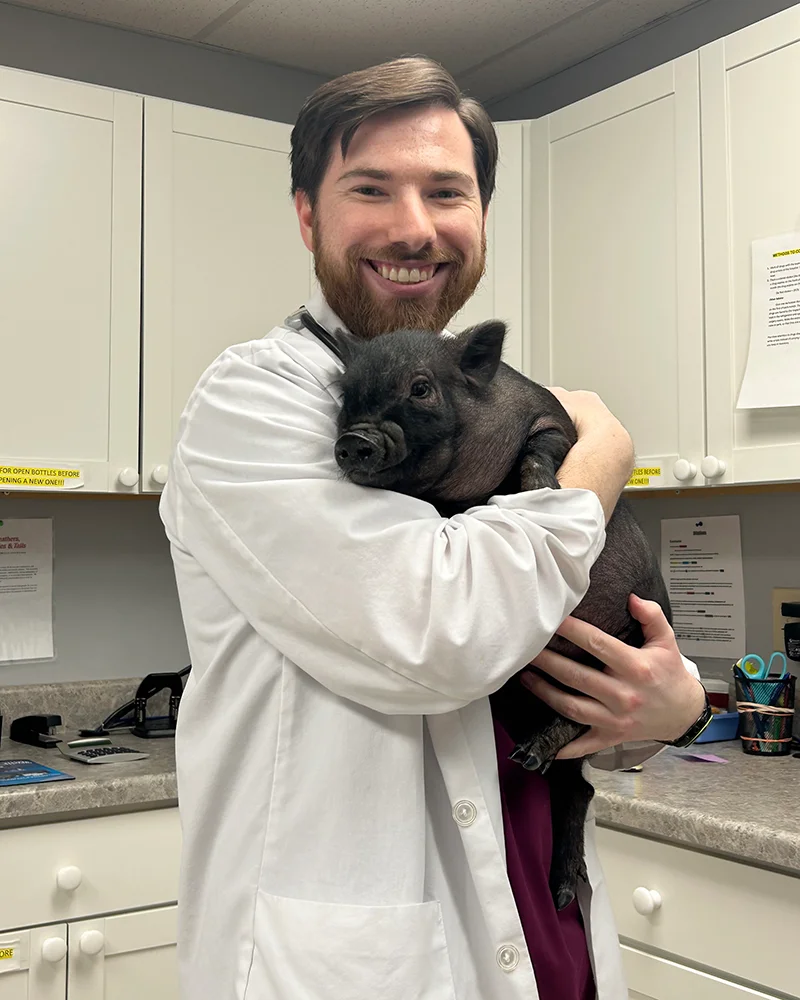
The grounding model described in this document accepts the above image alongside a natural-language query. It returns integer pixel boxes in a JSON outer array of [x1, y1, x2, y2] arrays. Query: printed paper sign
[[0, 464, 83, 489], [0, 518, 54, 663]]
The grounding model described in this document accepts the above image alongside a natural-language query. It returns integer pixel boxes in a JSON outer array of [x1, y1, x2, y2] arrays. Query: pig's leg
[[517, 426, 573, 492], [546, 759, 594, 910], [509, 714, 588, 773]]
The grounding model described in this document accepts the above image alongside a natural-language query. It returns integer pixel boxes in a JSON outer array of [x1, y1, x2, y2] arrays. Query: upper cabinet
[[0, 68, 142, 493], [529, 54, 706, 491], [700, 6, 800, 486], [140, 100, 313, 493], [449, 121, 526, 373]]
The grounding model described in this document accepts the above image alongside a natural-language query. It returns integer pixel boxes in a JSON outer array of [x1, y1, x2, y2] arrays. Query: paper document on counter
[[737, 232, 800, 409], [0, 518, 54, 663], [660, 515, 746, 659]]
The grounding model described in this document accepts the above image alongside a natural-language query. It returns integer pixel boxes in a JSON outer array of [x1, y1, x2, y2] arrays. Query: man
[[160, 56, 706, 1000]]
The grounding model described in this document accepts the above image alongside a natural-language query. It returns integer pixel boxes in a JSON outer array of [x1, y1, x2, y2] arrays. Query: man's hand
[[519, 594, 706, 760]]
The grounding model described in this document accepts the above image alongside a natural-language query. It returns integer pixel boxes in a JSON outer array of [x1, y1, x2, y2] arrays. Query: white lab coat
[[160, 289, 696, 1000]]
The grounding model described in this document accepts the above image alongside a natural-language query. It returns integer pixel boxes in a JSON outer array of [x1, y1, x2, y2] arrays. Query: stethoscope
[[285, 307, 345, 362]]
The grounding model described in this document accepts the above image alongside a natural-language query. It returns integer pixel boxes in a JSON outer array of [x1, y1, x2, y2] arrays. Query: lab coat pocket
[[248, 890, 457, 1000]]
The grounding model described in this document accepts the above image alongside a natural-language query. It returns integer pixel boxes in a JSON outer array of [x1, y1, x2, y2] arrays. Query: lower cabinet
[[0, 907, 177, 1000], [596, 826, 800, 1000], [0, 808, 180, 1000]]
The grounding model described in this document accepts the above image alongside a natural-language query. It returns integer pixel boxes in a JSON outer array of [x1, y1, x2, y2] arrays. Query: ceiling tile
[[202, 0, 603, 78]]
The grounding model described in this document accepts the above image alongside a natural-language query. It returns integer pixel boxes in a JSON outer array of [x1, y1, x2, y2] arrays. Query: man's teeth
[[375, 263, 436, 283]]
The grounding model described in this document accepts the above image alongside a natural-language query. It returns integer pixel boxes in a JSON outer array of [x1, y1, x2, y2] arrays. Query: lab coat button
[[497, 944, 520, 971], [452, 799, 477, 826]]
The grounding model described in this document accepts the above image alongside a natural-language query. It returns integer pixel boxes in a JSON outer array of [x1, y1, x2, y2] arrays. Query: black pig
[[332, 319, 671, 910]]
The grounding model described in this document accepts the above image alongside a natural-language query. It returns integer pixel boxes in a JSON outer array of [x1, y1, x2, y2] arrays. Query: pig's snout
[[335, 422, 407, 478]]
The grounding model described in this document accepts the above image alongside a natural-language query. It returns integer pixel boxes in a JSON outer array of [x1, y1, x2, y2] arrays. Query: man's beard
[[312, 218, 487, 340]]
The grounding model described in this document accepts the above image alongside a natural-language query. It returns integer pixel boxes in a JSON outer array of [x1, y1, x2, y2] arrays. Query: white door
[[449, 121, 526, 373], [0, 926, 67, 1000], [141, 100, 314, 493], [0, 68, 142, 495], [530, 54, 705, 490], [701, 6, 800, 485], [67, 906, 178, 1000]]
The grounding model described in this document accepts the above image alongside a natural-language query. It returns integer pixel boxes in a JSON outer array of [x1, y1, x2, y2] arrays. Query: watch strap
[[657, 692, 713, 748]]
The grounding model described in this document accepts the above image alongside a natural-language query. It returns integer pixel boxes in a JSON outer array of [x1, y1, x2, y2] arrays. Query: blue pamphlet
[[0, 758, 75, 786]]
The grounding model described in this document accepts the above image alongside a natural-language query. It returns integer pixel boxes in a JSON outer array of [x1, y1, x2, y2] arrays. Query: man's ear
[[457, 320, 506, 386], [295, 190, 314, 253]]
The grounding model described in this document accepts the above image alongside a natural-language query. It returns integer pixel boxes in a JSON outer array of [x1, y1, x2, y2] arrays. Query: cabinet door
[[701, 7, 800, 485], [0, 925, 67, 1000], [141, 100, 313, 493], [0, 68, 142, 494], [530, 55, 705, 490], [67, 906, 178, 1000], [622, 945, 782, 1000], [448, 121, 526, 373]]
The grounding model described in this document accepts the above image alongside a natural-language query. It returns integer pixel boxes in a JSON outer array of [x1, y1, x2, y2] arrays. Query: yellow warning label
[[773, 247, 800, 257], [0, 947, 15, 961], [0, 465, 83, 489], [626, 466, 662, 488]]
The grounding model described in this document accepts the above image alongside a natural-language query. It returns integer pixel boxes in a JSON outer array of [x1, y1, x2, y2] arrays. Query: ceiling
[[5, 0, 706, 105]]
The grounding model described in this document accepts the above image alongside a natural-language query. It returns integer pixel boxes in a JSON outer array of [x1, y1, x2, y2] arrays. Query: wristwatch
[[657, 692, 713, 748]]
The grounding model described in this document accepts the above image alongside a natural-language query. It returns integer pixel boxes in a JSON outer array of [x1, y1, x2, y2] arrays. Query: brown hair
[[290, 56, 498, 211]]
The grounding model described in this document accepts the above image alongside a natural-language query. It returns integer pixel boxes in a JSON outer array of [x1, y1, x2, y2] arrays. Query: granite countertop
[[590, 743, 800, 875], [1, 679, 799, 877]]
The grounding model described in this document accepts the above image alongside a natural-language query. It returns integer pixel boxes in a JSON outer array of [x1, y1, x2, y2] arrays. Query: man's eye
[[354, 186, 384, 197], [432, 190, 462, 200], [410, 380, 432, 398]]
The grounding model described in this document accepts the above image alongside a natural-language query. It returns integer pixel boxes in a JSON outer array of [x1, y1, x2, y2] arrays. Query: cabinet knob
[[117, 467, 140, 488], [701, 455, 727, 479], [632, 886, 662, 916], [672, 459, 697, 482], [79, 930, 105, 956], [56, 865, 82, 891], [41, 937, 68, 963], [151, 464, 169, 486]]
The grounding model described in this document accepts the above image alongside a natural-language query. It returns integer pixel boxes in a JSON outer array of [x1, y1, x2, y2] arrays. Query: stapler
[[10, 714, 63, 748]]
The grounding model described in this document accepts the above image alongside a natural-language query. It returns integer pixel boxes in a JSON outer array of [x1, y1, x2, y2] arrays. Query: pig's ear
[[457, 320, 506, 387]]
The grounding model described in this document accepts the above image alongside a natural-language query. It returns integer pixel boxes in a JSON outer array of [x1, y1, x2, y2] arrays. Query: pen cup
[[734, 673, 795, 756]]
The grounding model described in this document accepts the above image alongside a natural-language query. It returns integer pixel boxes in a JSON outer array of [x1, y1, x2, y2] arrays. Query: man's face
[[295, 106, 488, 339]]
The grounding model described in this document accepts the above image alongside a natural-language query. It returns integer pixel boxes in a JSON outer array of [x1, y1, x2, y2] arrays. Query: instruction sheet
[[0, 518, 54, 663], [660, 515, 746, 659], [737, 232, 800, 409]]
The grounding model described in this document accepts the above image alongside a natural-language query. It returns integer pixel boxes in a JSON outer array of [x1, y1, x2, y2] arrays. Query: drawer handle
[[632, 886, 662, 916], [56, 866, 83, 891], [79, 930, 105, 956], [42, 937, 68, 963]]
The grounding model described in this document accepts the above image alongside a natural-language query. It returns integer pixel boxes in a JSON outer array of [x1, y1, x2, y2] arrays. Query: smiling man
[[160, 57, 705, 1000]]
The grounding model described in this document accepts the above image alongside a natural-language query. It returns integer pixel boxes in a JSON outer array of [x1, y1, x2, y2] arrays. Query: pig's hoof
[[508, 745, 530, 765], [552, 882, 576, 911]]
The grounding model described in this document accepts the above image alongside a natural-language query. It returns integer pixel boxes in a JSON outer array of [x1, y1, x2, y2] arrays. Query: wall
[[628, 490, 800, 688], [0, 495, 188, 685], [489, 0, 800, 119], [0, 0, 328, 123]]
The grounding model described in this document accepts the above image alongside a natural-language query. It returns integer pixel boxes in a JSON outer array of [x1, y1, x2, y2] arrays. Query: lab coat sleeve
[[162, 340, 607, 716], [588, 655, 702, 770]]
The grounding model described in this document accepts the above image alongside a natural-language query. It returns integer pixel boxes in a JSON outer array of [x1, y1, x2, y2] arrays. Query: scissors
[[737, 651, 788, 680]]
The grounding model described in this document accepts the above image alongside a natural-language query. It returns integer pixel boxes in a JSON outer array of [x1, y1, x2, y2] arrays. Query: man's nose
[[386, 192, 437, 251]]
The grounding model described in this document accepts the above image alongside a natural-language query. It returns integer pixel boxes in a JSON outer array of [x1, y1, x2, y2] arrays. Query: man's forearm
[[556, 427, 634, 523]]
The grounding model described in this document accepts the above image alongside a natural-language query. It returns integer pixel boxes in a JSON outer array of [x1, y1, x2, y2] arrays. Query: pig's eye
[[410, 380, 432, 399]]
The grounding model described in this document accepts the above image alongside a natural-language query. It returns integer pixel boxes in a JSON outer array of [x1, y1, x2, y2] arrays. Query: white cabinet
[[0, 67, 142, 494], [141, 100, 314, 493], [596, 826, 800, 999], [529, 54, 706, 490], [449, 120, 526, 373], [67, 906, 177, 1000], [0, 809, 181, 1000], [700, 6, 800, 486], [0, 925, 67, 1000]]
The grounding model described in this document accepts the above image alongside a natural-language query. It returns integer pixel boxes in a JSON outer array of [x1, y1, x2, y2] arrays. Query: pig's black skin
[[333, 319, 671, 911]]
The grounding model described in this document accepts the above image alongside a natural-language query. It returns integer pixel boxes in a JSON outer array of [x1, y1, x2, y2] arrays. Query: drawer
[[0, 808, 180, 931], [622, 945, 783, 1000], [596, 827, 800, 998]]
